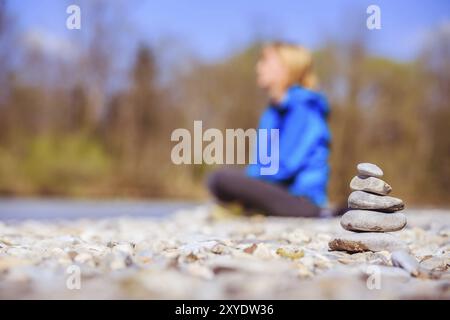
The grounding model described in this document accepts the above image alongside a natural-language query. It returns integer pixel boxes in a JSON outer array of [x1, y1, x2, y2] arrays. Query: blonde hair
[[268, 42, 318, 90]]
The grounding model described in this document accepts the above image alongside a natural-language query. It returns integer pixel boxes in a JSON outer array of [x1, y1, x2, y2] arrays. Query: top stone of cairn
[[357, 163, 383, 178]]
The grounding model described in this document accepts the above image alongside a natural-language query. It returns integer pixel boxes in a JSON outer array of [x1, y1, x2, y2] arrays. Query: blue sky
[[8, 0, 450, 62]]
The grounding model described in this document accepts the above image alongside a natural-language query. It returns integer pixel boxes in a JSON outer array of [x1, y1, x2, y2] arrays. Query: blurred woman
[[208, 43, 334, 217]]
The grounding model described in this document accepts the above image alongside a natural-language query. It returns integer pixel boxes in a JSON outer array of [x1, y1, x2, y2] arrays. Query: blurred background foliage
[[0, 0, 449, 206]]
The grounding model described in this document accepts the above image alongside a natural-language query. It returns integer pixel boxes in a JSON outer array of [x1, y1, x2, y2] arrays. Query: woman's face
[[256, 47, 289, 91]]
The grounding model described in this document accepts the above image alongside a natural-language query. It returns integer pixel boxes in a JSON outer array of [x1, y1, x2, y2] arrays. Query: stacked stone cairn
[[329, 163, 407, 253]]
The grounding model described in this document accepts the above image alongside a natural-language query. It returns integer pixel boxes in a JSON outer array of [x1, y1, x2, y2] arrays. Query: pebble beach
[[0, 206, 449, 299]]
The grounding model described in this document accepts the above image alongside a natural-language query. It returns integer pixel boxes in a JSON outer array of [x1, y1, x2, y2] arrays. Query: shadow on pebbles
[[0, 205, 449, 299]]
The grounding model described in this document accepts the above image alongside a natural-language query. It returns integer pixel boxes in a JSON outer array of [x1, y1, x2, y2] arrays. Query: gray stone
[[357, 163, 383, 178], [350, 176, 392, 195], [328, 233, 406, 253], [340, 210, 407, 232], [348, 191, 404, 212], [391, 250, 421, 277], [368, 265, 412, 281], [419, 256, 449, 272]]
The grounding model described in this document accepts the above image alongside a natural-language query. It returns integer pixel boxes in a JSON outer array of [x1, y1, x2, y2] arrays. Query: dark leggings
[[206, 168, 321, 218]]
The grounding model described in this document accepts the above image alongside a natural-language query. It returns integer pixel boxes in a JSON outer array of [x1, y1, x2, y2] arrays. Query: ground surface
[[0, 206, 449, 299]]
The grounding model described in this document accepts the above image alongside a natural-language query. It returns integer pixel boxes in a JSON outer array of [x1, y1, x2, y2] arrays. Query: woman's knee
[[206, 170, 226, 197], [206, 168, 241, 201]]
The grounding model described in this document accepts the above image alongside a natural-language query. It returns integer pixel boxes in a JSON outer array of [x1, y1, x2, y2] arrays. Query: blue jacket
[[246, 85, 331, 207]]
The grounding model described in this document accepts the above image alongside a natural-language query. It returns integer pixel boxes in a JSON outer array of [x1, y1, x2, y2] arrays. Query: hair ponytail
[[268, 43, 318, 90]]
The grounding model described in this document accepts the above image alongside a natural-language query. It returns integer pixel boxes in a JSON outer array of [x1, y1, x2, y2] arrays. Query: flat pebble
[[329, 232, 407, 253], [340, 210, 407, 232], [357, 163, 383, 178], [350, 176, 392, 195], [391, 250, 421, 277], [348, 191, 404, 212]]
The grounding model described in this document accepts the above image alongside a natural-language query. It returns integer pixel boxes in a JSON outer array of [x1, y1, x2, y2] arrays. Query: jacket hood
[[282, 85, 329, 116]]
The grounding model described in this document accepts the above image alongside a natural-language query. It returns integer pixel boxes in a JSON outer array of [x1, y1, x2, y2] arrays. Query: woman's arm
[[263, 105, 326, 182]]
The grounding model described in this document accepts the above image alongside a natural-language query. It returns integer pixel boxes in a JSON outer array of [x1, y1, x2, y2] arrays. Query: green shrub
[[22, 134, 111, 194]]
